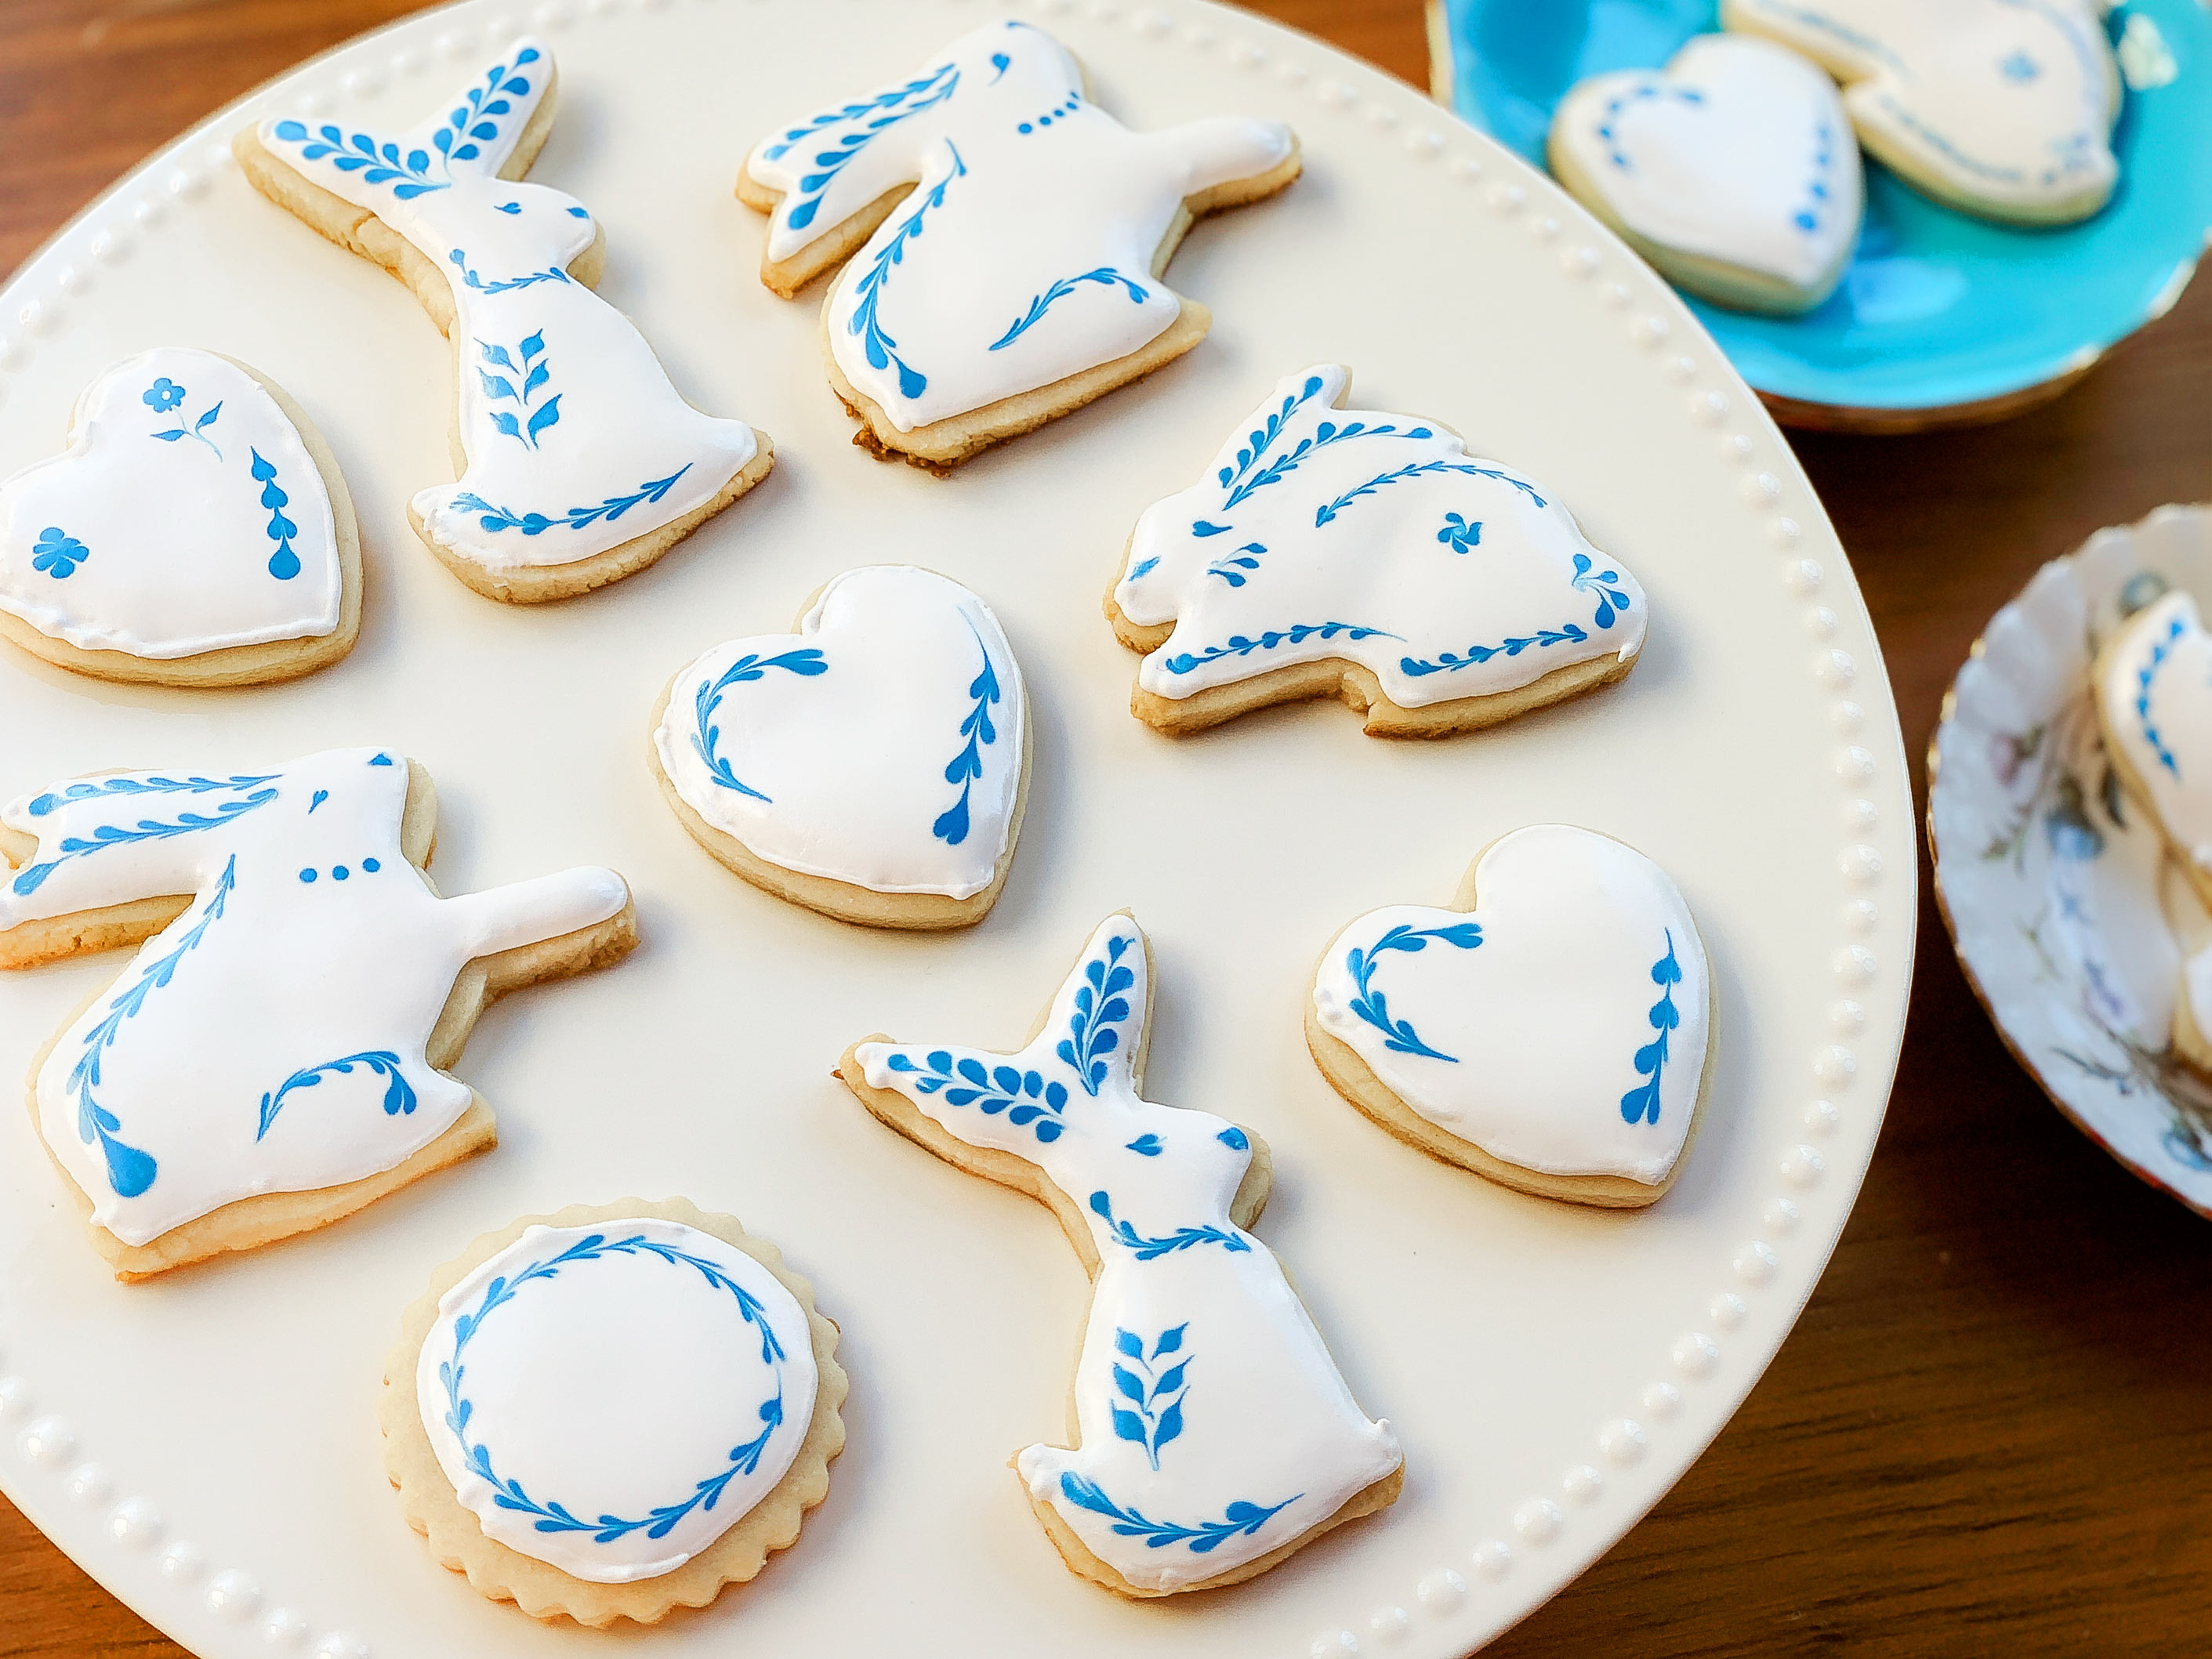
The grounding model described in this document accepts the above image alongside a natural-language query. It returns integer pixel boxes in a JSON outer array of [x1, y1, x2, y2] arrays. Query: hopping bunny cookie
[[1108, 364, 1648, 737], [382, 1198, 846, 1625], [839, 915, 1402, 1596], [1550, 34, 1863, 314], [0, 348, 360, 685], [238, 40, 771, 602], [0, 748, 636, 1279], [740, 19, 1300, 470], [651, 566, 1029, 929], [1723, 0, 2120, 226], [1309, 826, 1713, 1207]]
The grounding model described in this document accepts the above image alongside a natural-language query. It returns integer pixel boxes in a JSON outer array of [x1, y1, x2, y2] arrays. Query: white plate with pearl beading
[[1933, 504, 2212, 1215]]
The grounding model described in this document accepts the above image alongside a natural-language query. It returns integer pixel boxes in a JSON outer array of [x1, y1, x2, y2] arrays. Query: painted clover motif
[[31, 527, 89, 580], [142, 379, 185, 414]]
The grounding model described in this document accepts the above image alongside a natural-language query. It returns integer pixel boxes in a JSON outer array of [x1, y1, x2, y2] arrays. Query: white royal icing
[[1113, 365, 1648, 712], [1552, 34, 1863, 292], [417, 1217, 818, 1585], [2098, 589, 2212, 878], [745, 19, 1296, 432], [0, 348, 340, 659], [2, 748, 628, 1247], [654, 566, 1026, 900], [1724, 0, 2119, 219], [257, 42, 759, 573], [1313, 826, 1712, 1186], [858, 915, 1401, 1593]]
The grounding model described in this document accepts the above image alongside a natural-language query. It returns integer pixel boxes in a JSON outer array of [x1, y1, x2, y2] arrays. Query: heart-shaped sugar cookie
[[2095, 588, 2212, 900], [0, 348, 357, 684], [651, 566, 1028, 929], [1307, 824, 1713, 1207], [1550, 34, 1862, 314]]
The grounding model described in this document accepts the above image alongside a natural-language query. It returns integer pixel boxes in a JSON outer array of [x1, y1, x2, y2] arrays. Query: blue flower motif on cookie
[[143, 379, 185, 414], [31, 527, 88, 580]]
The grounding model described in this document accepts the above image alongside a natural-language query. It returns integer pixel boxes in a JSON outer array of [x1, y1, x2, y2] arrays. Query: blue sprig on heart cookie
[[1307, 824, 1713, 1208]]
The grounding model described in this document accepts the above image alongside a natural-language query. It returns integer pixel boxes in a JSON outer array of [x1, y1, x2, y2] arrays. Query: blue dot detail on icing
[[298, 868, 317, 883], [363, 857, 381, 873], [333, 866, 350, 881]]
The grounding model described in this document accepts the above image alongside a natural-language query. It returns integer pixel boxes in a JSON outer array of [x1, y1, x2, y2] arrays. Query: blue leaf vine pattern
[[150, 395, 223, 460], [1204, 543, 1267, 587], [30, 527, 88, 580], [438, 1229, 790, 1546], [932, 622, 1002, 847], [688, 647, 830, 804], [11, 779, 280, 897], [847, 141, 966, 401], [763, 61, 962, 234], [883, 1050, 1070, 1143], [1057, 930, 1136, 1095], [2132, 608, 2188, 778], [1568, 552, 1632, 630], [1201, 373, 1438, 523], [988, 267, 1150, 352], [1620, 931, 1683, 1126], [1314, 459, 1543, 528], [24, 772, 281, 819], [1088, 1190, 1250, 1260], [1109, 1325, 1191, 1470], [67, 856, 235, 1199], [249, 450, 302, 580], [1344, 921, 1485, 1063], [477, 332, 560, 449], [267, 47, 539, 197], [256, 1051, 416, 1142], [451, 465, 694, 538], [1057, 1472, 1296, 1554], [1396, 623, 1590, 679], [1161, 621, 1401, 678], [448, 249, 574, 295], [432, 48, 540, 170]]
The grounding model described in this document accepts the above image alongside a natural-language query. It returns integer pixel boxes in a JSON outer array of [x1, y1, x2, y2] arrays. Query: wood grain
[[5, 2, 2212, 1655]]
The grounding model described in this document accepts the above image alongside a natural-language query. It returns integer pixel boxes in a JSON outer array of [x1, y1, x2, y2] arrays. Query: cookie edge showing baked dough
[[1103, 542, 1638, 741], [644, 575, 1032, 930], [0, 354, 366, 686], [379, 1196, 848, 1628], [833, 917, 1402, 1597], [3, 759, 640, 1279], [231, 70, 777, 603], [1303, 838, 1716, 1209]]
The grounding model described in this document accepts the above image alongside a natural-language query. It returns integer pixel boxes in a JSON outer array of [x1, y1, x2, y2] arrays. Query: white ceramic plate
[[0, 3, 1913, 1656], [1931, 505, 2212, 1217]]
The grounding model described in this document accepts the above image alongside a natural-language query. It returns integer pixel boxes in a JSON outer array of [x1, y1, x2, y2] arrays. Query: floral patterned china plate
[[1932, 505, 2212, 1214], [0, 2, 1911, 1656]]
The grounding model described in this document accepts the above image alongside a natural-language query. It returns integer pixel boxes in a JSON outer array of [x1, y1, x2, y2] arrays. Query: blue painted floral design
[[150, 397, 223, 460], [477, 331, 560, 449], [885, 1049, 1069, 1143], [143, 379, 184, 414], [989, 267, 1149, 351], [1344, 921, 1484, 1062], [1437, 513, 1480, 554], [452, 465, 695, 538], [847, 142, 966, 401], [269, 49, 538, 197], [1058, 1472, 1296, 1553], [439, 1227, 789, 1546], [1161, 621, 1401, 677], [687, 646, 829, 803], [448, 249, 573, 295], [1057, 930, 1136, 1095], [1204, 542, 1267, 587], [763, 62, 961, 233], [2133, 610, 2188, 778], [933, 623, 1002, 846], [68, 856, 235, 1198], [1314, 459, 1543, 528], [1223, 415, 1435, 516], [1568, 551, 1631, 630], [31, 527, 88, 580], [26, 773, 280, 818], [12, 780, 279, 897], [1397, 622, 1589, 679], [249, 451, 302, 580], [1620, 932, 1682, 1126], [1110, 1325, 1191, 1470], [1088, 1190, 1250, 1260], [256, 1051, 415, 1142]]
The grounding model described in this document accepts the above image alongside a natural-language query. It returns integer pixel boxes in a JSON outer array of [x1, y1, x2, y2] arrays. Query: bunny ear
[[1202, 364, 1353, 502], [420, 39, 553, 179], [1043, 916, 1151, 1100]]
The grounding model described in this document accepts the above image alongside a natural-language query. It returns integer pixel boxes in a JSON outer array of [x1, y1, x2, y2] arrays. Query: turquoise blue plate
[[1434, 0, 2212, 422]]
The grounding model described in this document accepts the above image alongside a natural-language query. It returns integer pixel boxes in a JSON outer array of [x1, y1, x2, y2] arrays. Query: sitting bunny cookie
[[1723, 0, 2120, 226], [0, 348, 360, 685], [1550, 34, 1863, 314], [1308, 825, 1714, 1207], [0, 748, 636, 1278], [238, 40, 772, 601], [740, 18, 1300, 470], [1107, 364, 1648, 737]]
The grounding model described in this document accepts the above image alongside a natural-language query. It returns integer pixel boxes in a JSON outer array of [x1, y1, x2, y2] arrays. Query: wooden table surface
[[5, 2, 2211, 1654]]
